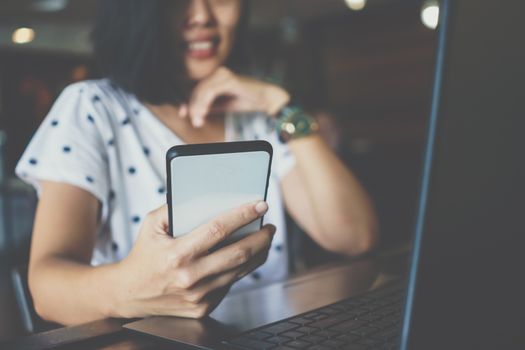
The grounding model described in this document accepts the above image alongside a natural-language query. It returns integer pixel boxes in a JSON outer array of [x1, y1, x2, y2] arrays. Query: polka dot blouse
[[16, 79, 296, 290]]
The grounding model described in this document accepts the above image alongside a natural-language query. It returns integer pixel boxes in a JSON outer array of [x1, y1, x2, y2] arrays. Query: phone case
[[166, 141, 273, 245]]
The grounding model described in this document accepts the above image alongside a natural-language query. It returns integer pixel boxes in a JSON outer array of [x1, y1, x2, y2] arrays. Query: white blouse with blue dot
[[16, 79, 296, 290]]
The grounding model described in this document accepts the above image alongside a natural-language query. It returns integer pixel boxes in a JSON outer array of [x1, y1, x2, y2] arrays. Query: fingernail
[[178, 105, 187, 118], [269, 225, 277, 235], [193, 118, 204, 127], [255, 201, 268, 214]]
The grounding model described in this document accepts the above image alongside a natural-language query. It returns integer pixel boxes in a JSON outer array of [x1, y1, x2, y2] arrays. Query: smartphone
[[166, 141, 273, 244]]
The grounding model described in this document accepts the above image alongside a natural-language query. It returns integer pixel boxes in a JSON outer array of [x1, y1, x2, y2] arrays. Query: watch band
[[275, 105, 319, 143]]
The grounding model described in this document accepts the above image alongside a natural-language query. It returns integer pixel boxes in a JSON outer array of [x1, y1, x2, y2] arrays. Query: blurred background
[[0, 0, 439, 341]]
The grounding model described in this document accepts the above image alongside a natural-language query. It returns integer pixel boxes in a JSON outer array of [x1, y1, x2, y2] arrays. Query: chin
[[187, 62, 222, 81]]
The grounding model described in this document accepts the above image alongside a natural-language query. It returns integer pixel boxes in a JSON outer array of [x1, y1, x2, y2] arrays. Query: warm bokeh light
[[345, 0, 367, 11], [12, 27, 35, 44], [421, 1, 440, 30]]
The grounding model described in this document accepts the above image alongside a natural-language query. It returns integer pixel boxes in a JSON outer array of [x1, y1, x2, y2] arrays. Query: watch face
[[276, 105, 318, 142]]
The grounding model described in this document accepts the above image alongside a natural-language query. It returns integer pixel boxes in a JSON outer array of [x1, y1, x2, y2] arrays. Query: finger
[[185, 248, 270, 304], [176, 201, 269, 256], [189, 69, 235, 127], [178, 104, 188, 118], [144, 204, 170, 236], [185, 224, 275, 281]]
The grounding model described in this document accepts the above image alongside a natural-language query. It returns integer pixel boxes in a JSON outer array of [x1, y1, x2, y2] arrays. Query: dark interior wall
[[0, 1, 437, 255], [250, 1, 437, 246], [0, 49, 96, 174]]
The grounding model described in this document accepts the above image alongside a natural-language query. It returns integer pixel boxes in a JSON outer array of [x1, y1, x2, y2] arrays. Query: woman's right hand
[[111, 201, 275, 319]]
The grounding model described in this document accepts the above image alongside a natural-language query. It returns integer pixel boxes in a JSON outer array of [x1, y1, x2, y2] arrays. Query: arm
[[281, 135, 379, 256], [28, 182, 120, 325], [182, 67, 378, 256], [29, 181, 275, 325]]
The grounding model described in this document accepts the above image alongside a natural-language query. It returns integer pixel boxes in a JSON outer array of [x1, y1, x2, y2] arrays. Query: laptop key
[[284, 339, 312, 348], [266, 335, 292, 344], [280, 330, 305, 339], [295, 325, 317, 334], [311, 314, 330, 321], [321, 307, 343, 315], [369, 320, 395, 330], [263, 322, 298, 334], [359, 313, 382, 322], [371, 327, 400, 340], [356, 337, 383, 346], [336, 333, 360, 343], [335, 344, 368, 350], [246, 330, 273, 340], [349, 326, 381, 337], [331, 319, 367, 333], [310, 314, 352, 329], [228, 337, 276, 349], [313, 329, 340, 338], [299, 334, 325, 344], [320, 338, 347, 348], [307, 346, 331, 350]]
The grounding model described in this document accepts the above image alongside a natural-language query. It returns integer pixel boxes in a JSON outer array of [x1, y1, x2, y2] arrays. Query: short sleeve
[[15, 82, 110, 202], [267, 128, 296, 179]]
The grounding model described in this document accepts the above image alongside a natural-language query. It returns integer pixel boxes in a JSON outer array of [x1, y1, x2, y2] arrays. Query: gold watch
[[275, 105, 319, 143]]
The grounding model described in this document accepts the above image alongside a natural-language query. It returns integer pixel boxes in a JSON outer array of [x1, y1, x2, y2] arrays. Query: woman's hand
[[112, 201, 275, 319], [179, 67, 290, 127]]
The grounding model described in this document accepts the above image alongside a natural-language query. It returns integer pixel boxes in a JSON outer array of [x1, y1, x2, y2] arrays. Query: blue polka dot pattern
[[29, 158, 38, 165], [92, 95, 101, 102], [143, 147, 150, 156], [51, 120, 59, 127], [109, 190, 115, 200], [133, 108, 140, 115], [128, 167, 136, 175], [131, 215, 140, 224], [251, 272, 261, 280], [86, 176, 94, 183], [87, 114, 95, 123], [111, 242, 118, 252], [158, 187, 165, 194], [108, 139, 114, 146], [63, 146, 72, 153], [121, 117, 130, 126], [274, 244, 283, 252]]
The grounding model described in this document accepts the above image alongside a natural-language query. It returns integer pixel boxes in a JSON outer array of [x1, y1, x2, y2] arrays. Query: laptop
[[125, 0, 525, 348]]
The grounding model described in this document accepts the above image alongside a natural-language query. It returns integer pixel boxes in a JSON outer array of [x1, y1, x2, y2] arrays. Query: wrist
[[275, 105, 319, 143], [266, 86, 290, 116], [99, 261, 129, 319]]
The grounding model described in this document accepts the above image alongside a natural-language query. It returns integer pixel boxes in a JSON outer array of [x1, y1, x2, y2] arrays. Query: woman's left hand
[[180, 67, 290, 127]]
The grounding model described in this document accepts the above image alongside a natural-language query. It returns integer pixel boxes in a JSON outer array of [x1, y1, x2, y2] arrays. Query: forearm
[[29, 256, 122, 326], [288, 135, 379, 255]]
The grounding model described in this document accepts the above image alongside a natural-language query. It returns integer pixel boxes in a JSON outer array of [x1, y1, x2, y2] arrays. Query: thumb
[[148, 204, 170, 236]]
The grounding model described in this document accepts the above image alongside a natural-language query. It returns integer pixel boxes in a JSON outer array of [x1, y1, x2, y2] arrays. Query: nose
[[186, 0, 215, 27]]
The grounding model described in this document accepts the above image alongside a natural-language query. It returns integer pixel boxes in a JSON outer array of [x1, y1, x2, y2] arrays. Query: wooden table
[[2, 245, 410, 350]]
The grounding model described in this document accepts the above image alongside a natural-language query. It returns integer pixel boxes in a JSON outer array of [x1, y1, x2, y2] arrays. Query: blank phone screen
[[170, 151, 270, 238]]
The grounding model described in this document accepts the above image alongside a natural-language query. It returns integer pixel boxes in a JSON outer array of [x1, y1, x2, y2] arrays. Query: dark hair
[[91, 0, 250, 105]]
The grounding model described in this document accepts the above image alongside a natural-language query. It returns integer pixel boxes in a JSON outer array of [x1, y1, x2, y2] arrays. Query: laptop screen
[[402, 0, 525, 349]]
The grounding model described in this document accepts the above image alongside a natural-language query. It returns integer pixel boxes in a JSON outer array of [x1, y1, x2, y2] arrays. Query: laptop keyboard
[[222, 282, 404, 350]]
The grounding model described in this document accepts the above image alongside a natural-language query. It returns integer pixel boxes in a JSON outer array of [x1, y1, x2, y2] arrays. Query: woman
[[16, 0, 378, 325]]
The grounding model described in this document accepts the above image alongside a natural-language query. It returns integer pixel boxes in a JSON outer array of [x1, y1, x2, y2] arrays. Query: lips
[[184, 37, 220, 59]]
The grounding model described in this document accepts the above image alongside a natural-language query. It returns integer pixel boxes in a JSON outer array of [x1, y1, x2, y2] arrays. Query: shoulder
[[54, 79, 134, 124], [60, 79, 126, 105]]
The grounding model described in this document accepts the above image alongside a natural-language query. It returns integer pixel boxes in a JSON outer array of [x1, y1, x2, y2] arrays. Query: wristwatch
[[275, 105, 319, 143]]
